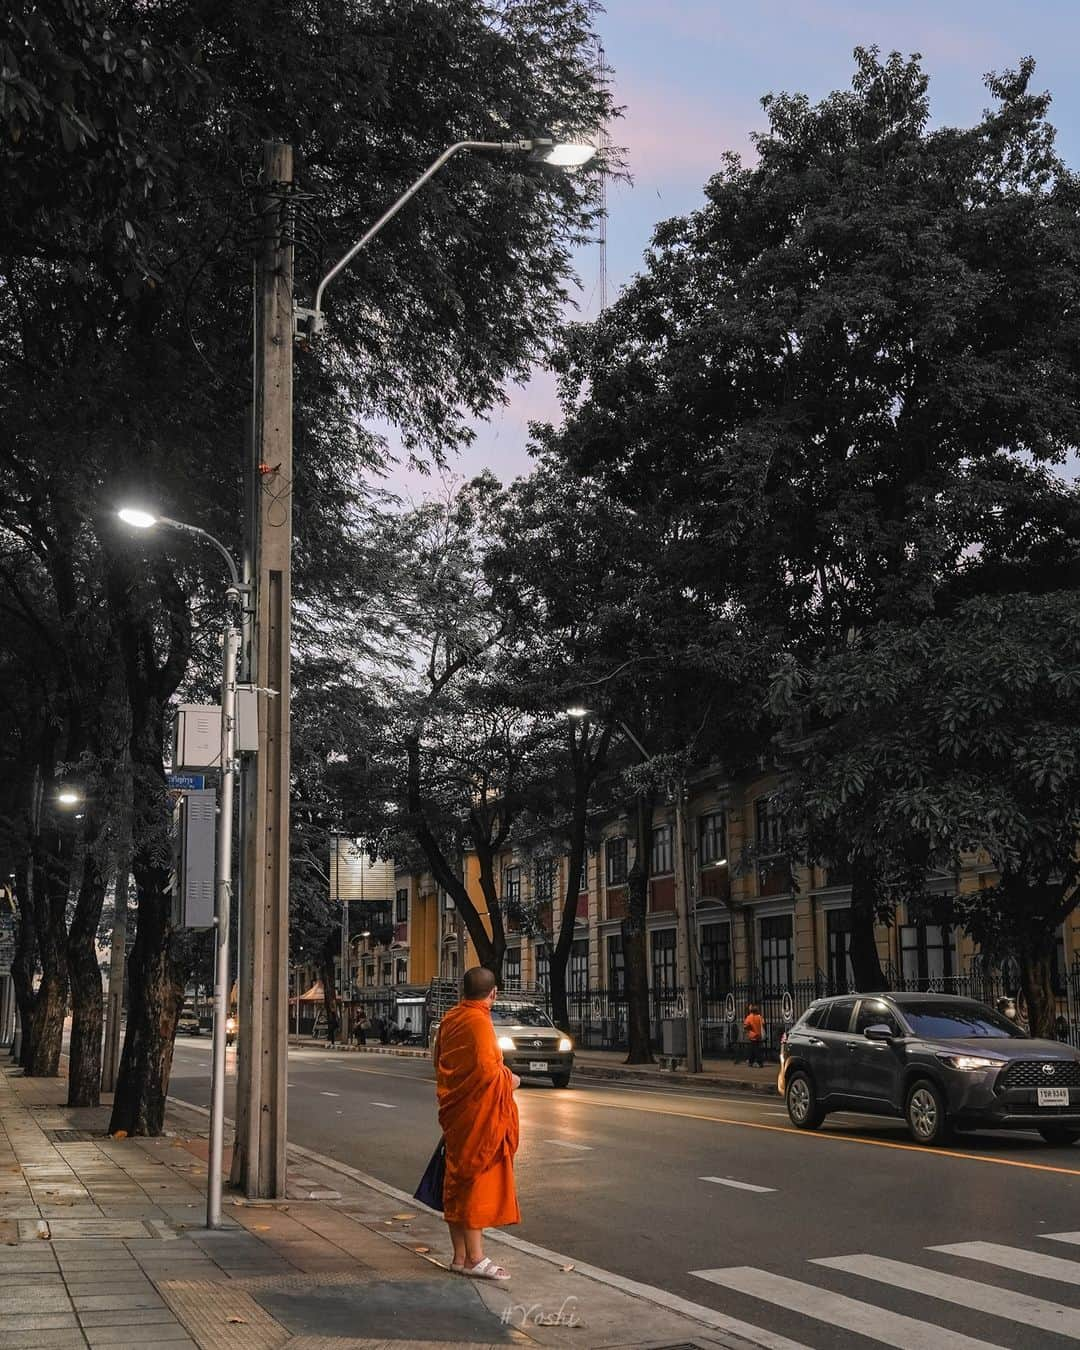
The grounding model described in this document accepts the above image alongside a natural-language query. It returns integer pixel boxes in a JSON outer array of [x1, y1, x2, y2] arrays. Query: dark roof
[[811, 990, 989, 1005]]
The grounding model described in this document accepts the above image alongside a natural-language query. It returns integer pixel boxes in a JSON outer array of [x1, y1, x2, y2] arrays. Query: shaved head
[[463, 966, 497, 1000]]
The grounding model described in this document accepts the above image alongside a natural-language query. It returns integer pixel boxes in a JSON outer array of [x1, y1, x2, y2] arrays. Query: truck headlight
[[497, 1035, 516, 1051], [937, 1053, 1001, 1072], [558, 1037, 573, 1052]]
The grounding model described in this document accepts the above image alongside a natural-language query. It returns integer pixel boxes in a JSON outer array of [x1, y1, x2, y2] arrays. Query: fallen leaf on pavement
[[226, 1316, 248, 1324], [253, 1224, 270, 1231], [391, 1212, 416, 1221], [561, 1264, 575, 1272], [412, 1245, 430, 1253]]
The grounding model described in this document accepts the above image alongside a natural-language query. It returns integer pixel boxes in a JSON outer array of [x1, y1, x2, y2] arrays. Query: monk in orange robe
[[436, 966, 520, 1280]]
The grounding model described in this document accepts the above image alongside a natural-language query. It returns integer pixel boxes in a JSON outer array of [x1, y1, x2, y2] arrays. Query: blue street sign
[[167, 773, 206, 791]]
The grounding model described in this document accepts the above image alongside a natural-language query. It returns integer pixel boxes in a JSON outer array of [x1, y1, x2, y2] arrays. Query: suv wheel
[[905, 1078, 950, 1145], [786, 1070, 824, 1129], [1039, 1126, 1080, 1147], [551, 1073, 571, 1089]]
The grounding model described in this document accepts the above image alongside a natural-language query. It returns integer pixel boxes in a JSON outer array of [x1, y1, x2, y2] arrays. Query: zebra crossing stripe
[[932, 1241, 1080, 1286], [690, 1267, 1006, 1350], [1045, 1233, 1080, 1247], [814, 1254, 1080, 1339]]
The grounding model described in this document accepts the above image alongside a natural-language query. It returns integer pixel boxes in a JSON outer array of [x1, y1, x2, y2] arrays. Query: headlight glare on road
[[937, 1053, 1001, 1071], [497, 1035, 516, 1051], [558, 1037, 573, 1052]]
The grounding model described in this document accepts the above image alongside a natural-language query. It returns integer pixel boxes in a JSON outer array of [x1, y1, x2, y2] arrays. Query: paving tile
[[0, 1312, 81, 1332], [0, 1290, 72, 1313], [70, 1294, 165, 1312], [0, 1331, 88, 1348], [83, 1327, 192, 1347], [77, 1308, 192, 1328]]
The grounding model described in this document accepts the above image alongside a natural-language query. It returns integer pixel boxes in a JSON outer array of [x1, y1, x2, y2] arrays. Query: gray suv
[[779, 992, 1080, 1146]]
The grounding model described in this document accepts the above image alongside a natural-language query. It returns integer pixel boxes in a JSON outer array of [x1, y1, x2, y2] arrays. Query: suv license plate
[[529, 1060, 548, 1072], [1038, 1087, 1070, 1107]]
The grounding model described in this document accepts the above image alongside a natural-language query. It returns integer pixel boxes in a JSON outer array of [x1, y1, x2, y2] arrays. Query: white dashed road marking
[[700, 1176, 775, 1193]]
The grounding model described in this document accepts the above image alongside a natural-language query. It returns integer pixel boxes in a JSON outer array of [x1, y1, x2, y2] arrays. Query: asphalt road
[[170, 1036, 1080, 1350]]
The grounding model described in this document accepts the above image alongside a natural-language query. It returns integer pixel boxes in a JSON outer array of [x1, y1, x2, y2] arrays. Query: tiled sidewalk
[[0, 1059, 764, 1350]]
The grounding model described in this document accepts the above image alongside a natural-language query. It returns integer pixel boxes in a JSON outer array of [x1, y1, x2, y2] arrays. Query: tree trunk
[[11, 862, 36, 1070], [108, 853, 183, 1135], [318, 932, 339, 1044], [848, 854, 886, 992], [67, 840, 108, 1107], [623, 795, 655, 1064], [106, 560, 191, 1136], [27, 841, 70, 1078], [1019, 941, 1056, 1040]]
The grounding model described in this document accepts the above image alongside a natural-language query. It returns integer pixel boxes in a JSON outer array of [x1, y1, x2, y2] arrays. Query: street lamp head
[[360, 930, 371, 939], [117, 507, 158, 530], [565, 706, 592, 718], [57, 788, 82, 807], [530, 139, 597, 169]]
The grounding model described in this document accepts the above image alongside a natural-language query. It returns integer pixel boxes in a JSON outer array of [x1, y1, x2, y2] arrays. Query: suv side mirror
[[864, 1023, 894, 1042]]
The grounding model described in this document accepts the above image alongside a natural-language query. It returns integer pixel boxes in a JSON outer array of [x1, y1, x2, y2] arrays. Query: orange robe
[[436, 999, 520, 1229]]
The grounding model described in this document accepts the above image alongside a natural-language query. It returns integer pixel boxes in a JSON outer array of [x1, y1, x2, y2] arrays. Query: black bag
[[414, 1137, 446, 1212]]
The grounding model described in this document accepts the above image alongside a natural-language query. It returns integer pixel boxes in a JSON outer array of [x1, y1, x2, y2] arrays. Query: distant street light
[[56, 788, 83, 807], [117, 505, 246, 1228], [295, 136, 597, 340]]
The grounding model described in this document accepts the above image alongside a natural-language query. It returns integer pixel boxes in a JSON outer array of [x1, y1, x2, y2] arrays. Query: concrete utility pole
[[673, 781, 703, 1072], [234, 140, 293, 1199]]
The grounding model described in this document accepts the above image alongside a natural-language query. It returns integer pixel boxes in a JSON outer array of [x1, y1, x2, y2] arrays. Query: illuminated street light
[[57, 789, 82, 807]]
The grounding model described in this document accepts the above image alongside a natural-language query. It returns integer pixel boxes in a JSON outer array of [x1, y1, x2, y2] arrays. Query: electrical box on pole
[[170, 788, 217, 930]]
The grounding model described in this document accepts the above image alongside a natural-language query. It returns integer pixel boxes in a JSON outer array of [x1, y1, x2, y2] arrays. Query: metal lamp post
[[117, 507, 247, 1228], [293, 137, 596, 340]]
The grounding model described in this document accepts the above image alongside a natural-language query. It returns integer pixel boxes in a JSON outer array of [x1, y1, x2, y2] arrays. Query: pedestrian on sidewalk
[[435, 966, 520, 1281], [744, 1003, 766, 1068], [354, 1009, 369, 1046]]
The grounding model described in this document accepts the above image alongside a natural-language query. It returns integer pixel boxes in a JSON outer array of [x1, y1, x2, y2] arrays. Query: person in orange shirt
[[744, 1003, 766, 1067], [436, 967, 521, 1281]]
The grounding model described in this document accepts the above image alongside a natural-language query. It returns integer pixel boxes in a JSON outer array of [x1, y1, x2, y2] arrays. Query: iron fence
[[516, 963, 1080, 1057]]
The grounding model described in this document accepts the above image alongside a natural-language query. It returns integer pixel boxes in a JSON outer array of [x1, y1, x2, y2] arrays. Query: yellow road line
[[572, 1097, 1080, 1177]]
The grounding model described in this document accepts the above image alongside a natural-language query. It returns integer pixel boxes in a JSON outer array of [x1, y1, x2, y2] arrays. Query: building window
[[760, 914, 794, 989], [535, 860, 556, 903], [900, 922, 955, 987], [651, 825, 673, 875], [570, 938, 589, 993], [364, 962, 374, 987], [381, 961, 392, 986], [504, 948, 521, 990], [606, 837, 628, 886], [395, 958, 408, 984], [701, 922, 731, 999], [535, 945, 550, 993], [607, 934, 625, 995], [448, 949, 459, 979], [699, 810, 728, 865], [503, 865, 522, 904], [651, 928, 677, 993], [395, 888, 408, 924], [826, 908, 854, 993], [755, 798, 784, 857]]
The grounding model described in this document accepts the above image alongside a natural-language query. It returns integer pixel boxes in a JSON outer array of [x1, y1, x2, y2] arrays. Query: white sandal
[[462, 1256, 511, 1281]]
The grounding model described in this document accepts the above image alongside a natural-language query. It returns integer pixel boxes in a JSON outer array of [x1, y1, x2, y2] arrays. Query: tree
[[771, 591, 1080, 1035], [2, 0, 613, 1130], [536, 48, 1080, 981]]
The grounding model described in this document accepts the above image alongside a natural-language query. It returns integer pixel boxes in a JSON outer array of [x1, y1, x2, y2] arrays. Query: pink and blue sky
[[385, 0, 1080, 499]]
